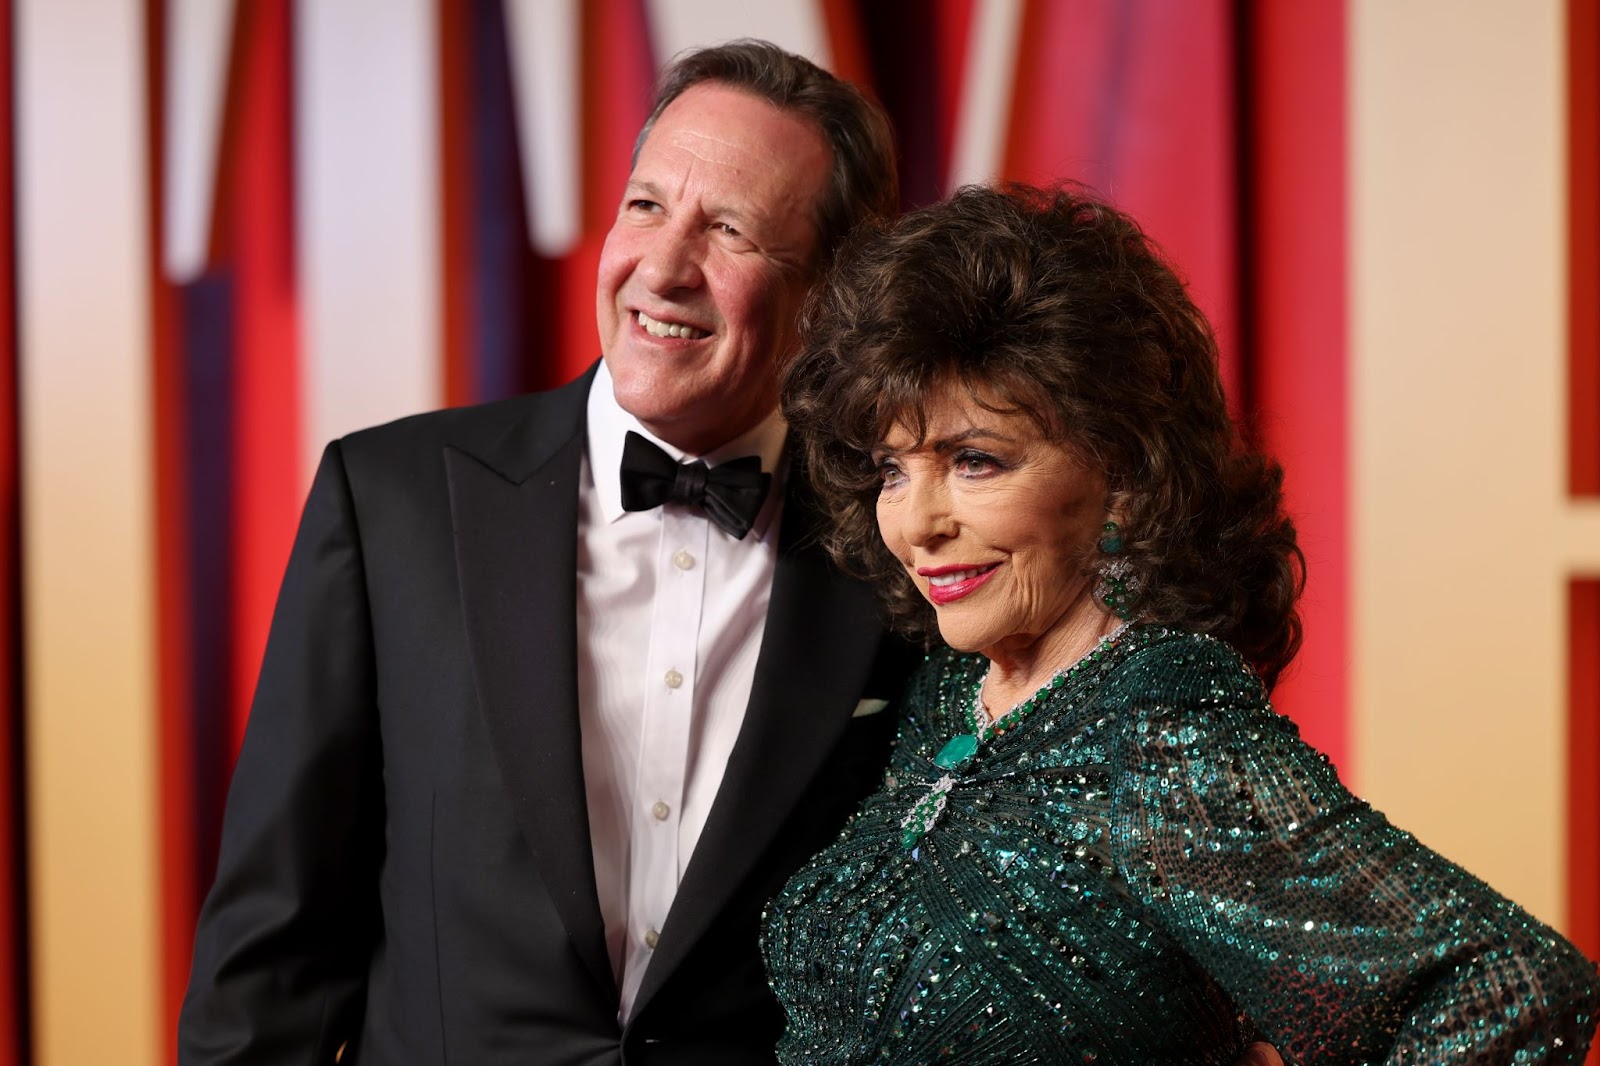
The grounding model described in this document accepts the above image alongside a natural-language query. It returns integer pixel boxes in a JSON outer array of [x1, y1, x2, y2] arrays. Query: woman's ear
[[1102, 488, 1132, 530]]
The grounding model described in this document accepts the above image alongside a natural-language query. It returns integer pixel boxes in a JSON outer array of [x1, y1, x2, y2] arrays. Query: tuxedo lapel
[[444, 369, 615, 1002], [631, 478, 886, 1014]]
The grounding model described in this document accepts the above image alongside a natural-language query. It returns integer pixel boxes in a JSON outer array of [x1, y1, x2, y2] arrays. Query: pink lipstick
[[918, 563, 1000, 606]]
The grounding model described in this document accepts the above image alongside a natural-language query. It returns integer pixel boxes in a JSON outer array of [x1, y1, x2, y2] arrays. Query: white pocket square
[[852, 698, 891, 718]]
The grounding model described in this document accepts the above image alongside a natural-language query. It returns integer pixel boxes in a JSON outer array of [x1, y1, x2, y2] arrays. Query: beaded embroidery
[[898, 622, 1130, 849], [764, 626, 1600, 1066]]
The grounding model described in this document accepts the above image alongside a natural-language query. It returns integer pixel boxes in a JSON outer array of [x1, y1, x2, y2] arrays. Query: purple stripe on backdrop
[[1230, 1, 1259, 423], [471, 0, 536, 404], [1088, 1, 1137, 197], [179, 273, 236, 899], [858, 0, 955, 210]]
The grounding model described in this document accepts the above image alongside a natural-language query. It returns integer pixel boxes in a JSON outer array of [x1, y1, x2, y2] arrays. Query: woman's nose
[[902, 477, 957, 546]]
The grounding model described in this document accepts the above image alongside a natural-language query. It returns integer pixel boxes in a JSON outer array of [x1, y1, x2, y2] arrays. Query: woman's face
[[873, 386, 1110, 662]]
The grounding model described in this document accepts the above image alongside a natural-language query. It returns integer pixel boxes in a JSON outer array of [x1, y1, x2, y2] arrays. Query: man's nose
[[637, 219, 704, 293]]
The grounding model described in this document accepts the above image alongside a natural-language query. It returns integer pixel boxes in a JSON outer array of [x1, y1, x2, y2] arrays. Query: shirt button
[[664, 669, 683, 689], [672, 548, 695, 570], [644, 928, 660, 949], [651, 801, 670, 821]]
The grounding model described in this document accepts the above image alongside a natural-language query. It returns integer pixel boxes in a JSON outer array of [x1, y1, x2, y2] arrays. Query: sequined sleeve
[[1109, 640, 1600, 1064]]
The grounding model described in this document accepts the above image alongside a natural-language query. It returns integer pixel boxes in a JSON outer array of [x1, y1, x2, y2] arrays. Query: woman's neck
[[978, 609, 1121, 719]]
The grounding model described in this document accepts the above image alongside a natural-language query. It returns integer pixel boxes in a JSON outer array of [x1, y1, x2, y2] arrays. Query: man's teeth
[[927, 566, 994, 587], [637, 310, 708, 339]]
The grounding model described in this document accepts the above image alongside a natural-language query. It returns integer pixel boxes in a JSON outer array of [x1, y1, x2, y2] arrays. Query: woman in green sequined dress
[[764, 184, 1600, 1065]]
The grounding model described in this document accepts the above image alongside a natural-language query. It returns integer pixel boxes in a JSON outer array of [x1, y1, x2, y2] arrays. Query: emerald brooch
[[899, 622, 1131, 850]]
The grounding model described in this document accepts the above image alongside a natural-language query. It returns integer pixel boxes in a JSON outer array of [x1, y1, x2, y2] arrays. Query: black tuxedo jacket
[[179, 366, 910, 1065]]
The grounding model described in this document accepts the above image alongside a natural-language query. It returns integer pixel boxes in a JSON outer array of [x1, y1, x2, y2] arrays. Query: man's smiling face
[[595, 82, 833, 455]]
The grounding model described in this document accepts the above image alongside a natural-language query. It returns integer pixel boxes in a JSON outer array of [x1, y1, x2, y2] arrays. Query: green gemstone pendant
[[900, 774, 954, 848], [934, 733, 979, 770]]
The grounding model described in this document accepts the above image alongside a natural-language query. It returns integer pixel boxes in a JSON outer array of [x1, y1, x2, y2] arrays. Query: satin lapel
[[631, 481, 885, 1013], [444, 375, 615, 1001]]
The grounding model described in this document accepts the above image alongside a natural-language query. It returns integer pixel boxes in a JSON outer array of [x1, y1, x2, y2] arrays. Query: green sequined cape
[[761, 626, 1600, 1064]]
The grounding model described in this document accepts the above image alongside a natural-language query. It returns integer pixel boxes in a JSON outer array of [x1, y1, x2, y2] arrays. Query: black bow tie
[[618, 431, 772, 540]]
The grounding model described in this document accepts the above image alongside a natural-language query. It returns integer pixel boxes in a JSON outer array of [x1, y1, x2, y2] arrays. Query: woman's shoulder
[[1106, 626, 1344, 803], [1107, 625, 1300, 742], [1115, 626, 1269, 705]]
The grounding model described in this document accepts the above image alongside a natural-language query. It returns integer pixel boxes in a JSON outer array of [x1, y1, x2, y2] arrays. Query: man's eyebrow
[[708, 203, 758, 228], [622, 180, 765, 232]]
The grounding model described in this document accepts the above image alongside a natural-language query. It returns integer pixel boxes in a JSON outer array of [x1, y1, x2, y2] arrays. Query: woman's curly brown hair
[[781, 183, 1304, 689]]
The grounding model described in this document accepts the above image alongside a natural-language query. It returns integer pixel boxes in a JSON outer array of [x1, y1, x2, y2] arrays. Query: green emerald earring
[[1096, 521, 1135, 621]]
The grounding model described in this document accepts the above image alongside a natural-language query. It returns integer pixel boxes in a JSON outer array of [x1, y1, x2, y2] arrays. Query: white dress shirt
[[576, 359, 788, 1021]]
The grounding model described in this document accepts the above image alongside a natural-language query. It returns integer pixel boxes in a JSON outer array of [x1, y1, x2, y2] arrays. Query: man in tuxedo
[[179, 41, 908, 1065]]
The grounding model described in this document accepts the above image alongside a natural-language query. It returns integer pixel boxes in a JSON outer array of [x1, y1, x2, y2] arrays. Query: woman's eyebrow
[[929, 429, 1016, 452], [872, 428, 1016, 456]]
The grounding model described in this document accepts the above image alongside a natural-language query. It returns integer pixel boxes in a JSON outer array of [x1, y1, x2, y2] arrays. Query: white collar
[[586, 358, 789, 532]]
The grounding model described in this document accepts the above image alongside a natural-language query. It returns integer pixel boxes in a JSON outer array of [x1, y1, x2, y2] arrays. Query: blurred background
[[4, 0, 1598, 1062]]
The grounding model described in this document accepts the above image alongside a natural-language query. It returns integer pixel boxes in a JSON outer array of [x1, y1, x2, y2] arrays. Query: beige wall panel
[[16, 1, 160, 1063], [1566, 503, 1600, 572], [297, 0, 442, 481], [1351, 0, 1568, 926]]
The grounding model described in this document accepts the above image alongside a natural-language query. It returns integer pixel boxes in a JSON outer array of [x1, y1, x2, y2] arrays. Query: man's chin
[[613, 393, 711, 453], [607, 358, 668, 414]]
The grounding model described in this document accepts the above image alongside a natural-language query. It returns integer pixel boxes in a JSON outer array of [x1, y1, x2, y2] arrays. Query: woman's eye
[[876, 460, 905, 487], [955, 452, 998, 476]]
